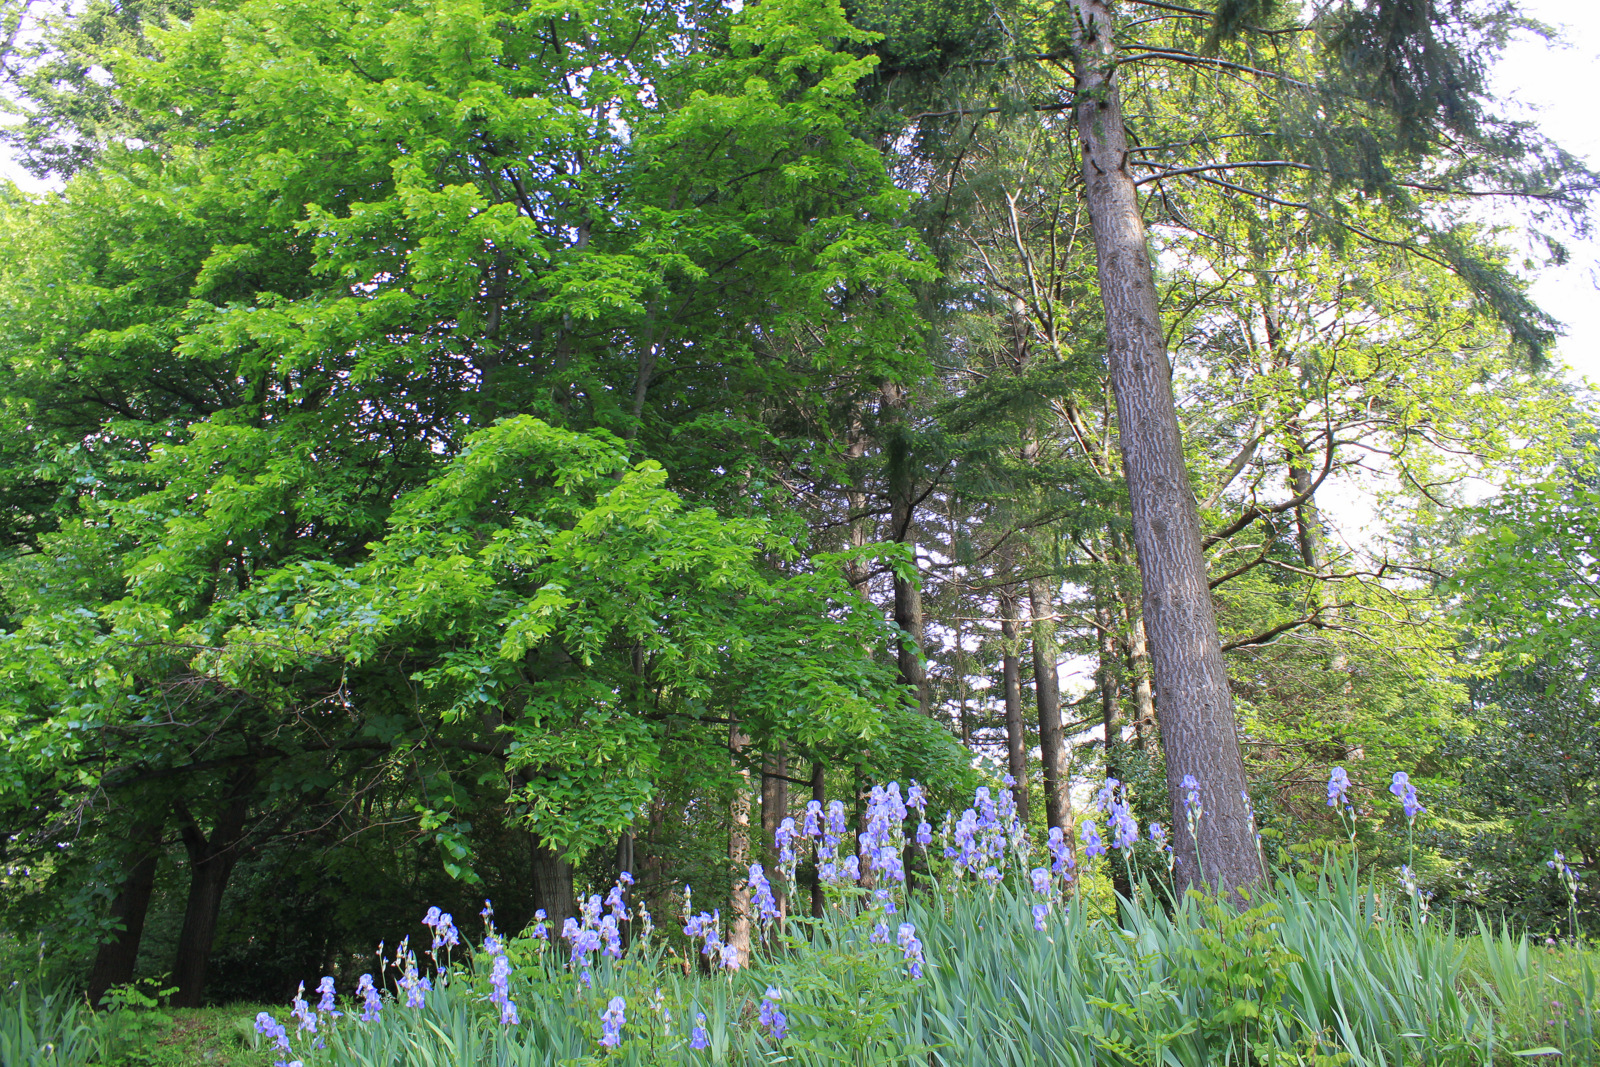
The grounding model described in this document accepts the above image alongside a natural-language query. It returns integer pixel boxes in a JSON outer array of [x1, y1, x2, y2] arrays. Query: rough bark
[[87, 819, 163, 1008], [998, 583, 1031, 823], [1071, 0, 1264, 893], [728, 722, 753, 967], [170, 772, 255, 1008], [1028, 575, 1068, 829], [761, 745, 788, 915], [530, 833, 576, 926]]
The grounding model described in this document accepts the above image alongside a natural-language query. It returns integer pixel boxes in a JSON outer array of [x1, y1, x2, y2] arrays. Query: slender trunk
[[810, 760, 827, 919], [1071, 0, 1263, 892], [530, 835, 577, 926], [643, 797, 667, 898], [889, 460, 928, 710], [1097, 598, 1125, 761], [1098, 597, 1134, 901], [1028, 575, 1068, 829], [170, 773, 255, 1008], [955, 612, 972, 745], [998, 584, 1031, 823], [728, 722, 753, 967], [1108, 531, 1157, 752], [884, 382, 927, 712], [892, 568, 926, 709], [854, 759, 874, 889], [87, 820, 163, 1008], [1126, 614, 1156, 751], [844, 418, 874, 594], [761, 745, 788, 915]]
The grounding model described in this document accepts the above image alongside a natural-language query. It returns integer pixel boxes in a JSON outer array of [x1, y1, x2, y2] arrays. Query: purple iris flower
[[600, 997, 626, 1049], [1080, 819, 1106, 858]]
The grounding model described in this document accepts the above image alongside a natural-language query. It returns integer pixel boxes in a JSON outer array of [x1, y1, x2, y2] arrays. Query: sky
[[1490, 0, 1600, 382]]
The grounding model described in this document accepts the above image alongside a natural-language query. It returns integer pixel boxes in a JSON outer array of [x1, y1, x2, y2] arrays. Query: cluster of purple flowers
[[1079, 818, 1105, 859], [421, 906, 460, 957], [478, 905, 520, 1027], [758, 987, 789, 1040], [600, 996, 626, 1048], [254, 1010, 292, 1067], [562, 877, 637, 974], [255, 974, 342, 1067], [896, 922, 925, 977], [749, 862, 780, 923], [683, 896, 741, 971], [1389, 772, 1425, 821], [290, 982, 317, 1037], [858, 782, 910, 886], [944, 784, 1017, 880], [775, 817, 799, 884], [261, 876, 666, 1060], [315, 976, 339, 1018], [394, 940, 432, 1010], [1327, 767, 1352, 812], [1045, 826, 1077, 882], [354, 973, 382, 1023], [1095, 778, 1140, 857]]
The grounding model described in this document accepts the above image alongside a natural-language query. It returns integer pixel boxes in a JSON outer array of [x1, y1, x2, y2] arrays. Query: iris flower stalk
[[1549, 849, 1583, 941], [1389, 772, 1427, 916]]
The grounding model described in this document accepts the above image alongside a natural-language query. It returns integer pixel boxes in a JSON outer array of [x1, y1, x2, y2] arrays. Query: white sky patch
[[1489, 0, 1600, 382]]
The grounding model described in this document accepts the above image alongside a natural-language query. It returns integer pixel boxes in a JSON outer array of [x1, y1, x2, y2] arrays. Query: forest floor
[[107, 1005, 274, 1067]]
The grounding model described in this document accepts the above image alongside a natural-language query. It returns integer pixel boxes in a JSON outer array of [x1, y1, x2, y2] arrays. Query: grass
[[0, 987, 274, 1067]]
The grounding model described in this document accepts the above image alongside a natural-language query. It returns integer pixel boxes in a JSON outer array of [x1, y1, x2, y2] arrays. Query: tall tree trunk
[[998, 583, 1031, 823], [1097, 598, 1125, 762], [1108, 531, 1157, 752], [1028, 575, 1068, 829], [1125, 613, 1157, 751], [1071, 0, 1263, 892], [87, 819, 163, 1008], [728, 721, 753, 967], [884, 382, 928, 712], [170, 772, 255, 1008], [761, 745, 788, 915], [530, 833, 576, 925], [615, 831, 636, 882]]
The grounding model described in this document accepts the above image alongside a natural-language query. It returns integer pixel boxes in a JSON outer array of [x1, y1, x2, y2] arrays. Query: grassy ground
[[95, 1005, 273, 1067]]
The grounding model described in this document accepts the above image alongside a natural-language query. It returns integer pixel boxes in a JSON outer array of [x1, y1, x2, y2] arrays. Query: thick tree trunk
[[615, 831, 636, 882], [761, 745, 788, 915], [1028, 575, 1068, 829], [998, 584, 1031, 823], [1071, 0, 1263, 893], [530, 833, 577, 925], [87, 820, 163, 1008], [728, 722, 753, 966], [170, 774, 255, 1008]]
